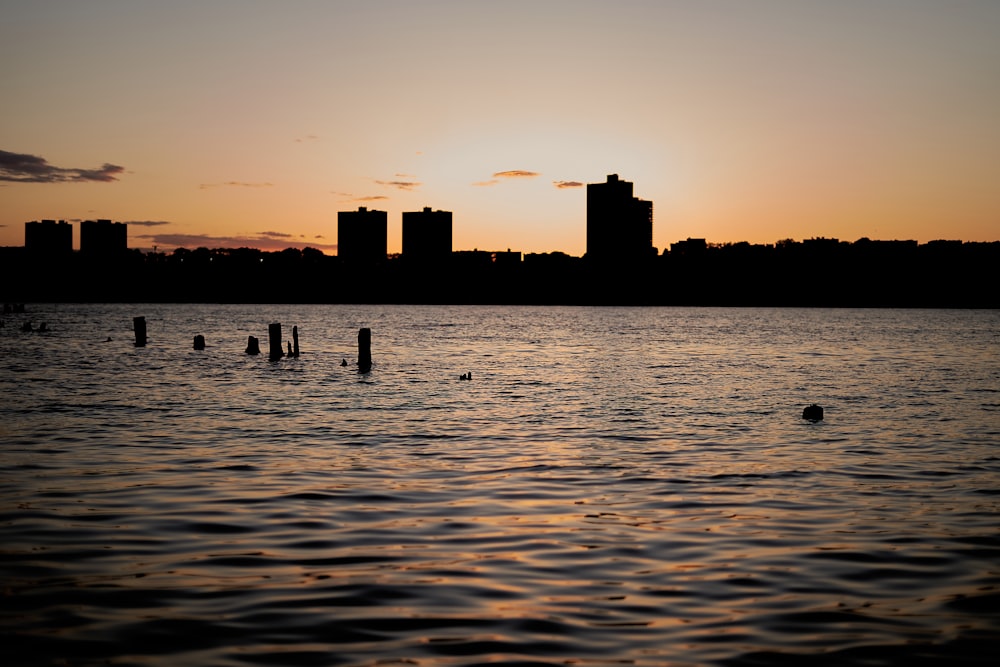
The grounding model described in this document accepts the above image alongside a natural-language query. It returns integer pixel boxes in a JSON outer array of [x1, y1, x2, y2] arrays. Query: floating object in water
[[460, 372, 472, 380], [802, 404, 824, 421], [341, 358, 348, 367]]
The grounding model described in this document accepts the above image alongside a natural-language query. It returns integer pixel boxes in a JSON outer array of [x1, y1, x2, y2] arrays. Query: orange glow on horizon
[[2, 3, 998, 254]]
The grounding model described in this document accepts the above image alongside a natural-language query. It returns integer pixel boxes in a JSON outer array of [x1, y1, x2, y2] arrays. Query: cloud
[[0, 149, 124, 183], [553, 180, 584, 189], [135, 232, 337, 254], [259, 230, 292, 239], [474, 170, 540, 186], [294, 134, 320, 143], [493, 170, 539, 179], [375, 179, 421, 191], [124, 220, 172, 227], [199, 181, 274, 190], [331, 191, 391, 204]]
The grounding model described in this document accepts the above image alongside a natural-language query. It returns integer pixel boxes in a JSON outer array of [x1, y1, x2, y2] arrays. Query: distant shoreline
[[2, 239, 997, 309]]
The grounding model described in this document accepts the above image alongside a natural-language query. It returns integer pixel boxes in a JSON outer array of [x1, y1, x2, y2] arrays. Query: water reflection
[[1, 304, 998, 665]]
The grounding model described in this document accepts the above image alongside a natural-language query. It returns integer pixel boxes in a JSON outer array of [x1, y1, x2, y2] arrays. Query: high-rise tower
[[586, 174, 653, 264], [24, 220, 73, 256], [402, 207, 452, 263], [337, 207, 387, 265], [80, 219, 128, 257]]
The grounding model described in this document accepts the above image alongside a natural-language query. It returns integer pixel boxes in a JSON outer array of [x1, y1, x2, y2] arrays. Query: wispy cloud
[[294, 134, 320, 143], [333, 191, 390, 203], [375, 179, 421, 191], [0, 149, 124, 183], [199, 181, 274, 190], [124, 220, 172, 227], [474, 170, 540, 187], [553, 180, 584, 189], [135, 232, 337, 254], [494, 170, 539, 179]]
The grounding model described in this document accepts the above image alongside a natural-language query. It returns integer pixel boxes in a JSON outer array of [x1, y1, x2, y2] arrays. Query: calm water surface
[[1, 304, 998, 666]]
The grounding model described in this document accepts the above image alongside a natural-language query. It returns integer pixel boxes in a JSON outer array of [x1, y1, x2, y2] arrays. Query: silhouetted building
[[402, 207, 452, 262], [452, 250, 495, 271], [24, 220, 72, 256], [80, 219, 128, 257], [337, 207, 387, 264], [669, 237, 707, 257], [586, 174, 653, 264], [493, 249, 522, 268]]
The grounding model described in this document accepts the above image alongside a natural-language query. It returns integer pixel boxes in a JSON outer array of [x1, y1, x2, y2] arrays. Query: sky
[[2, 0, 998, 255]]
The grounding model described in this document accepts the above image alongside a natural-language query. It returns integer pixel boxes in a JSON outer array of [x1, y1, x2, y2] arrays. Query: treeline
[[1, 238, 997, 307]]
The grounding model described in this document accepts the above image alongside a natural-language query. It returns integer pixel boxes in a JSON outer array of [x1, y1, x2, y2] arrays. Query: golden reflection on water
[[1, 304, 998, 666]]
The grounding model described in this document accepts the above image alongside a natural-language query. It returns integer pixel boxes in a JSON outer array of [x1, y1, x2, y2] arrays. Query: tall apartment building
[[24, 219, 73, 255], [402, 207, 452, 262], [80, 219, 128, 257], [337, 207, 387, 264], [586, 174, 653, 264]]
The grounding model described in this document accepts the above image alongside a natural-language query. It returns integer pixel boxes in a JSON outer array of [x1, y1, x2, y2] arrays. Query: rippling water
[[2, 304, 998, 666]]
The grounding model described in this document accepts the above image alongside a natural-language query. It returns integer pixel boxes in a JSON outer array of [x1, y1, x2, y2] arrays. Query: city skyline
[[2, 1, 999, 255]]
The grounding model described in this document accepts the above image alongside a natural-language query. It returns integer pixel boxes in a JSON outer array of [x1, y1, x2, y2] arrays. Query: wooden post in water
[[358, 327, 372, 373], [246, 336, 260, 355], [292, 325, 300, 358], [268, 323, 283, 361], [133, 316, 147, 347], [193, 335, 206, 350]]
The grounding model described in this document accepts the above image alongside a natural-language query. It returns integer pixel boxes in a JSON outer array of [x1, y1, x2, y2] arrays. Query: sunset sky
[[2, 0, 998, 255]]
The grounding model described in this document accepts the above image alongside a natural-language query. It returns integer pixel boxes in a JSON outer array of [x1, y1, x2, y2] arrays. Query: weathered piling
[[246, 336, 260, 355], [358, 327, 372, 373], [193, 335, 206, 350], [268, 323, 283, 361], [133, 316, 147, 347], [292, 326, 300, 358]]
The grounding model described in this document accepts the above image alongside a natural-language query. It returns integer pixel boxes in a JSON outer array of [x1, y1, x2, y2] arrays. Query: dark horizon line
[[6, 236, 999, 259], [3, 235, 997, 310]]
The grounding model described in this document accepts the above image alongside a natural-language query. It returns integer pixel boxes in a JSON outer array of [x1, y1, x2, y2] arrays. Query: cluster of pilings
[[131, 315, 373, 373], [242, 323, 302, 361]]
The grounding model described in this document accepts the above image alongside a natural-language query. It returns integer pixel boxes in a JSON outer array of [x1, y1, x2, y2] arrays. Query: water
[[2, 304, 998, 666]]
